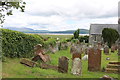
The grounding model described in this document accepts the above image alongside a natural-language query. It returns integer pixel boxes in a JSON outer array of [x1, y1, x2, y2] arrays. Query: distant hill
[[3, 27, 89, 34], [50, 29, 89, 34]]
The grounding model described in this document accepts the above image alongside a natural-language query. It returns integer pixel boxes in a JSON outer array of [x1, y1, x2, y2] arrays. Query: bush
[[2, 29, 44, 58], [43, 38, 57, 48], [74, 29, 80, 39], [102, 28, 119, 47], [78, 36, 89, 43]]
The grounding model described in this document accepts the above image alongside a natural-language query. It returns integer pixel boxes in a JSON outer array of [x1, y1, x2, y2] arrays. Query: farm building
[[89, 24, 118, 45]]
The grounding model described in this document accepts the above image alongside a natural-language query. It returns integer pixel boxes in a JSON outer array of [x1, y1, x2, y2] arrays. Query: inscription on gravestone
[[88, 47, 101, 71], [58, 56, 69, 73]]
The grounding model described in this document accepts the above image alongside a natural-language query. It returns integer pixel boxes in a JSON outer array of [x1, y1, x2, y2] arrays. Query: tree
[[0, 1, 26, 26], [102, 28, 119, 48], [74, 29, 80, 39]]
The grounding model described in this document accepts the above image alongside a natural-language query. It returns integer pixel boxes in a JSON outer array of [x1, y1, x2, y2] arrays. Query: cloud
[[3, 0, 119, 31]]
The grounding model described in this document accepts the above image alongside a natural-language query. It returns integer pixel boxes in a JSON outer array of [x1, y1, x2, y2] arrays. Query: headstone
[[111, 45, 115, 53], [70, 44, 82, 54], [20, 58, 36, 67], [88, 47, 101, 71], [104, 45, 109, 55], [71, 58, 82, 75], [40, 63, 58, 70], [85, 48, 89, 55], [58, 56, 69, 73], [98, 42, 102, 50], [114, 43, 118, 50], [82, 55, 88, 60], [60, 43, 68, 50], [72, 53, 81, 60], [34, 44, 44, 55]]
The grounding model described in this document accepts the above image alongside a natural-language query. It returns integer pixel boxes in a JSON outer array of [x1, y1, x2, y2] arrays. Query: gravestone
[[70, 44, 82, 54], [60, 43, 68, 50], [98, 42, 102, 50], [111, 45, 115, 53], [115, 45, 118, 50], [58, 56, 69, 73], [88, 47, 101, 71], [82, 55, 88, 60], [32, 44, 51, 62], [104, 45, 109, 55], [72, 53, 81, 60], [71, 58, 82, 75], [20, 58, 36, 67], [40, 63, 58, 70]]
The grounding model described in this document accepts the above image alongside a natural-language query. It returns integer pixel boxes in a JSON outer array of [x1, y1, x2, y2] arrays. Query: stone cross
[[58, 56, 69, 73], [88, 47, 101, 71]]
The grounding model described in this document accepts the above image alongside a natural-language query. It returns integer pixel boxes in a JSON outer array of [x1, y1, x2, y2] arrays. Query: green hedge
[[2, 29, 44, 58]]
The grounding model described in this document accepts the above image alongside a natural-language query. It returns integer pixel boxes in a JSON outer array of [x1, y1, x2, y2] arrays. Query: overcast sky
[[3, 0, 119, 31]]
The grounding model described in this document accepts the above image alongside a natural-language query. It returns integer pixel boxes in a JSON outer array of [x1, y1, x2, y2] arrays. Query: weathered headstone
[[72, 53, 81, 60], [98, 42, 102, 50], [104, 45, 109, 55], [20, 58, 36, 67], [111, 45, 115, 53], [71, 58, 82, 75], [115, 45, 118, 50], [70, 44, 82, 54], [59, 42, 68, 50], [82, 55, 88, 60], [58, 56, 69, 73], [85, 48, 89, 55], [40, 63, 58, 70], [88, 47, 101, 71], [32, 44, 51, 62]]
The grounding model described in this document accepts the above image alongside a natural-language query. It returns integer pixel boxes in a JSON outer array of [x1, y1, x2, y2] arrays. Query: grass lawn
[[2, 48, 119, 78]]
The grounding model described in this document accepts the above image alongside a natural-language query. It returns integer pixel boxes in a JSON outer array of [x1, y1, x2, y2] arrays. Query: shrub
[[2, 29, 44, 58], [78, 36, 89, 43], [74, 29, 80, 39], [102, 28, 119, 48]]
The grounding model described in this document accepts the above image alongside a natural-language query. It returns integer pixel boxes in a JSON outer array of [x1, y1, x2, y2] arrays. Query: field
[[2, 48, 118, 78]]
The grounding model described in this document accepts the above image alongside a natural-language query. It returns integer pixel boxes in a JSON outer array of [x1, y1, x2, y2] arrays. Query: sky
[[3, 0, 119, 31]]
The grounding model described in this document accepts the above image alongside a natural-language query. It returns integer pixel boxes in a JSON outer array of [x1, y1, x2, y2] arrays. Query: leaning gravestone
[[58, 56, 69, 73], [88, 47, 101, 71], [104, 45, 109, 55], [71, 58, 82, 75]]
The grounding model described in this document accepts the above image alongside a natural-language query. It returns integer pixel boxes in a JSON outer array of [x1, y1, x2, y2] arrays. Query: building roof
[[90, 24, 118, 35]]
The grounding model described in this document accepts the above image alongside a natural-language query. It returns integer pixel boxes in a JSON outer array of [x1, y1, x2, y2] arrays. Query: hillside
[[3, 27, 89, 34]]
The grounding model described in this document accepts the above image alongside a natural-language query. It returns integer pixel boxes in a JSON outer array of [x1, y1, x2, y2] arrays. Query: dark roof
[[90, 24, 118, 35]]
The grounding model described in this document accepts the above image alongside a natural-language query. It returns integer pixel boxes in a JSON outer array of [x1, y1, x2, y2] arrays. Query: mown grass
[[2, 48, 119, 78]]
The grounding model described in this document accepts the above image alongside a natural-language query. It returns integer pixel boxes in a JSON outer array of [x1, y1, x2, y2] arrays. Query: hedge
[[2, 29, 44, 58]]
